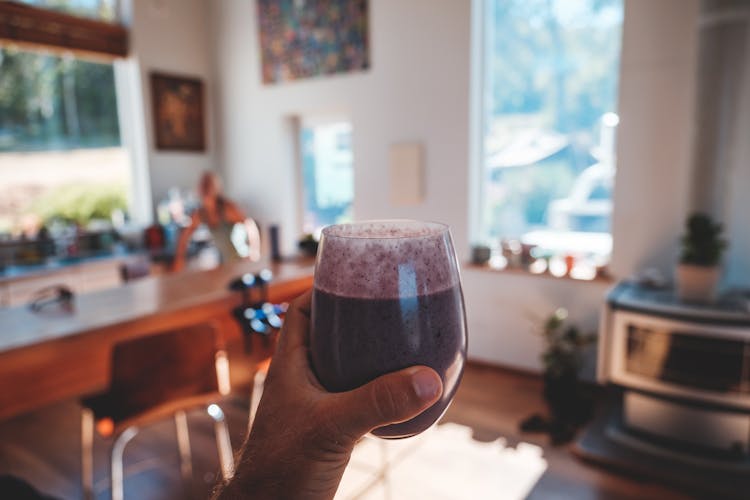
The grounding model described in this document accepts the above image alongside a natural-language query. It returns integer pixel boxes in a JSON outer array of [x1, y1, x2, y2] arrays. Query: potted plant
[[470, 244, 491, 265], [521, 308, 596, 444], [676, 213, 726, 303], [298, 233, 319, 257]]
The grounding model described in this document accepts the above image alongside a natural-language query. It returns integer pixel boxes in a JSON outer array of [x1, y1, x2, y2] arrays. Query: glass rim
[[321, 219, 449, 240]]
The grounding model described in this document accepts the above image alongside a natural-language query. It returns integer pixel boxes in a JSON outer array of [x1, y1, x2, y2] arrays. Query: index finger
[[276, 289, 312, 356]]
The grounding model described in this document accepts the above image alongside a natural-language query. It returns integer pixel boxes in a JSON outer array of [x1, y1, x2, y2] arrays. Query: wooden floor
[[0, 362, 690, 500]]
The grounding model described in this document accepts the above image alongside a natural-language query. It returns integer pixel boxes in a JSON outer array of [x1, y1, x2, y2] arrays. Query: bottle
[[269, 225, 281, 262]]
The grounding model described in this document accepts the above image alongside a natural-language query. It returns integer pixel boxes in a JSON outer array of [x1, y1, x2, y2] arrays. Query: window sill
[[463, 261, 614, 284]]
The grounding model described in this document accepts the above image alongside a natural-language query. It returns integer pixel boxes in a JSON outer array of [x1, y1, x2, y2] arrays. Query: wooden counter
[[0, 258, 314, 421], [0, 252, 140, 307]]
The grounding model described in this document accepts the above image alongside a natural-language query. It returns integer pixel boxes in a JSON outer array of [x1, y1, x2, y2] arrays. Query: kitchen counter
[[0, 249, 138, 283], [0, 250, 148, 308], [0, 257, 314, 420]]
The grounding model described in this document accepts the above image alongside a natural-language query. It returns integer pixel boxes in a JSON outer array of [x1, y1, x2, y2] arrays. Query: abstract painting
[[257, 0, 370, 84]]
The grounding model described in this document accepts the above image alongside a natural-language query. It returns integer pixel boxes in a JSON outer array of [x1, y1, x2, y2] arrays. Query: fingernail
[[411, 368, 441, 401]]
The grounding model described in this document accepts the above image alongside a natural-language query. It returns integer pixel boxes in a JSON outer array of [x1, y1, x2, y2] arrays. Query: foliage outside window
[[478, 0, 623, 279], [0, 44, 128, 236], [0, 47, 121, 152]]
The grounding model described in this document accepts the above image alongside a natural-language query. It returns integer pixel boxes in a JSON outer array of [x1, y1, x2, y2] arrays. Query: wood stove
[[598, 281, 750, 462]]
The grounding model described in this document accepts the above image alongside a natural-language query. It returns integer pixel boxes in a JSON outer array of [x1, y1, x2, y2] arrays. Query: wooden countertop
[[0, 251, 139, 285], [0, 258, 314, 420], [0, 257, 313, 354]]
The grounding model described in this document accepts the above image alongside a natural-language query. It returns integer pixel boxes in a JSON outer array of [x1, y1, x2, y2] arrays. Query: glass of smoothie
[[310, 220, 467, 439]]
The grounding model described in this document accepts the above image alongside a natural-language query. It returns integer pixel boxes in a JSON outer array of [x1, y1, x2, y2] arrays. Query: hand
[[213, 290, 443, 500]]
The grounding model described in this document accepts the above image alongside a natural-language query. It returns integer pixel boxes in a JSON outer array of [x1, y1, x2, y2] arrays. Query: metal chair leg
[[248, 369, 266, 429], [207, 404, 234, 480], [111, 427, 138, 500], [175, 410, 193, 489], [81, 408, 94, 500]]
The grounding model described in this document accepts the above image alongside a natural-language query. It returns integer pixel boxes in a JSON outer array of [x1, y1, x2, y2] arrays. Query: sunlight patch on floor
[[336, 423, 548, 500]]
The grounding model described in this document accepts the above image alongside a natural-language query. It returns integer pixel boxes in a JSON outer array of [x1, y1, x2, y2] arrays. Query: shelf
[[463, 262, 614, 284]]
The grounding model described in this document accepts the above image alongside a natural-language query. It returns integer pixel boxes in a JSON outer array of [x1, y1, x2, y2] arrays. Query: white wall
[[209, 0, 701, 372], [725, 25, 750, 288], [209, 0, 471, 256], [128, 0, 217, 207], [610, 0, 699, 279]]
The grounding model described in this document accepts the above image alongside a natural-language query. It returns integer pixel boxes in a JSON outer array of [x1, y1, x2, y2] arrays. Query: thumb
[[330, 366, 443, 439]]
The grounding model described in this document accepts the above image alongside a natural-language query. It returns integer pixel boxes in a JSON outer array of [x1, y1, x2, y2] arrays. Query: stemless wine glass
[[310, 220, 467, 439]]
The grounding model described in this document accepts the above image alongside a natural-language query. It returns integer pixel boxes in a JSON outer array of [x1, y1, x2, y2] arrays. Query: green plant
[[539, 308, 596, 379], [298, 233, 319, 256], [680, 213, 726, 267], [28, 183, 128, 226]]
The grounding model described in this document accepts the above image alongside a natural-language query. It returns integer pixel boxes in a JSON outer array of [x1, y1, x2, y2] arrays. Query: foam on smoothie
[[314, 220, 458, 299]]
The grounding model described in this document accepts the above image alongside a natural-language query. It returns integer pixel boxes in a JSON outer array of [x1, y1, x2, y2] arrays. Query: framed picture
[[150, 73, 206, 151], [257, 0, 370, 85]]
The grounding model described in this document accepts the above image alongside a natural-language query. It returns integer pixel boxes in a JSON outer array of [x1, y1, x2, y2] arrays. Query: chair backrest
[[109, 323, 223, 420]]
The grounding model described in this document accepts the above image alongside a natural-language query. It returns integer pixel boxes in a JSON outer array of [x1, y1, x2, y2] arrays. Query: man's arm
[[172, 212, 200, 272]]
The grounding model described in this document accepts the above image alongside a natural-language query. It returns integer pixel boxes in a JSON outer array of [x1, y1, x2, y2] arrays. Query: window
[[0, 44, 130, 238], [476, 0, 623, 276], [299, 119, 354, 235]]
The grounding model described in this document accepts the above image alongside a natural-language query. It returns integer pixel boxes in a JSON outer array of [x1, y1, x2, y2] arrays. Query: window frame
[[468, 0, 488, 248]]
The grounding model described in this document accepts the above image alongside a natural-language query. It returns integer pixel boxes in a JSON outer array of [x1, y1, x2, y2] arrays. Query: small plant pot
[[471, 245, 491, 265], [543, 372, 578, 417], [676, 264, 721, 303], [298, 239, 319, 257]]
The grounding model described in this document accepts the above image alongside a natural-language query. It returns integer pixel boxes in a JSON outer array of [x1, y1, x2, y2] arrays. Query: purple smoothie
[[310, 220, 467, 439]]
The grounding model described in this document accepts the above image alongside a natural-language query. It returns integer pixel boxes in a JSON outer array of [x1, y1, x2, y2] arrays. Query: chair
[[80, 324, 234, 500], [227, 269, 285, 429]]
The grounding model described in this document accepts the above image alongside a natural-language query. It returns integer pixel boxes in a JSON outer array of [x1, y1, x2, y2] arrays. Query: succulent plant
[[680, 213, 726, 267]]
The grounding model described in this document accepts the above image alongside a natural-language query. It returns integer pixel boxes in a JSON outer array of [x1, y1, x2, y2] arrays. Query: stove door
[[610, 310, 750, 410]]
